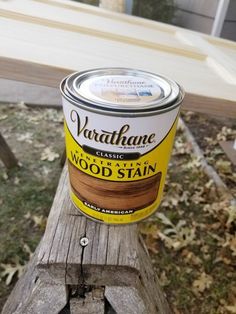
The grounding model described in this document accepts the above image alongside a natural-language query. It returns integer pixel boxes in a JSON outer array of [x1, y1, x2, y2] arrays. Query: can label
[[63, 98, 179, 224], [78, 74, 165, 105]]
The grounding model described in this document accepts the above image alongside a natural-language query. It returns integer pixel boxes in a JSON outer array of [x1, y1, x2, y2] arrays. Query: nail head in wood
[[80, 237, 89, 247]]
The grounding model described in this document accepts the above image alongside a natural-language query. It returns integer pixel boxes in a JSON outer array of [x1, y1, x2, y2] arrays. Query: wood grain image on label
[[68, 161, 161, 211]]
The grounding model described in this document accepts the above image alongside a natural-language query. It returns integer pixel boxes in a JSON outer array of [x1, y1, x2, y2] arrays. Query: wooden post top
[[37, 165, 141, 286], [2, 163, 172, 313]]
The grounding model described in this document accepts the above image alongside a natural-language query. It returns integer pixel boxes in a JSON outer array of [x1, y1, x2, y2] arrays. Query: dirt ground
[[0, 104, 235, 313]]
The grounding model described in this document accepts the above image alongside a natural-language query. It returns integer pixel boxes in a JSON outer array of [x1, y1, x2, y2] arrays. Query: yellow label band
[[70, 189, 161, 224], [64, 116, 178, 224], [65, 118, 178, 182]]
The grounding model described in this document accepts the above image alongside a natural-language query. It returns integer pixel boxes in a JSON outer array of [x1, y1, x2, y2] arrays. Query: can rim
[[60, 68, 184, 117]]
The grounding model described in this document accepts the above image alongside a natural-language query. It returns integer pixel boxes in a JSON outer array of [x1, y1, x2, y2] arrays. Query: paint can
[[61, 68, 184, 224]]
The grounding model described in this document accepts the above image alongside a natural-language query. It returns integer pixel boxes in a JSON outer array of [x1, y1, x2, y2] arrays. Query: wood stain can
[[60, 68, 184, 224]]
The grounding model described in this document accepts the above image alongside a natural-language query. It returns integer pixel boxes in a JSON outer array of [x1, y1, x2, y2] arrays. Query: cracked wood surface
[[37, 165, 140, 286], [37, 164, 172, 313], [2, 244, 68, 314]]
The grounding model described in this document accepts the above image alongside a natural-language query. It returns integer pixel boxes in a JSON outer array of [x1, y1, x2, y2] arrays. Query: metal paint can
[[60, 68, 184, 224]]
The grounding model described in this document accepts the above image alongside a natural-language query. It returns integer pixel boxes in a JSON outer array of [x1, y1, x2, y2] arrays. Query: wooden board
[[2, 244, 68, 314], [0, 0, 236, 117]]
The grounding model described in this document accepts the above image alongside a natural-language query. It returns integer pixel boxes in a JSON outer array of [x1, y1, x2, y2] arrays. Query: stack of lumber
[[0, 0, 236, 117]]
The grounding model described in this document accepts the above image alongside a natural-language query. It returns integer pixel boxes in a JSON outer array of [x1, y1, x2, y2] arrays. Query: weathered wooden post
[[2, 166, 172, 314]]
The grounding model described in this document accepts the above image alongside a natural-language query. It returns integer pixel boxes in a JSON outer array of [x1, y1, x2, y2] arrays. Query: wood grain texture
[[0, 0, 236, 117], [0, 0, 204, 60], [68, 161, 161, 211], [105, 236, 172, 314], [176, 31, 236, 85], [0, 57, 71, 88], [0, 57, 235, 118], [182, 93, 236, 118], [37, 164, 172, 313], [105, 287, 146, 314], [2, 244, 68, 314], [3, 164, 171, 313], [37, 166, 140, 286]]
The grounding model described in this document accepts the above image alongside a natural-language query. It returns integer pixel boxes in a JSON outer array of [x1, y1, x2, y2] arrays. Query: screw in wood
[[80, 237, 89, 247]]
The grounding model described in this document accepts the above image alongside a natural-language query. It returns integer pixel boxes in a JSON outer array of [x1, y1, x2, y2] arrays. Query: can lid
[[64, 68, 181, 113]]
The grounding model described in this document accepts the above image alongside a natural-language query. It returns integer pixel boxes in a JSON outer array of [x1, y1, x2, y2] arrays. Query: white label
[[62, 98, 179, 155], [78, 75, 164, 106]]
